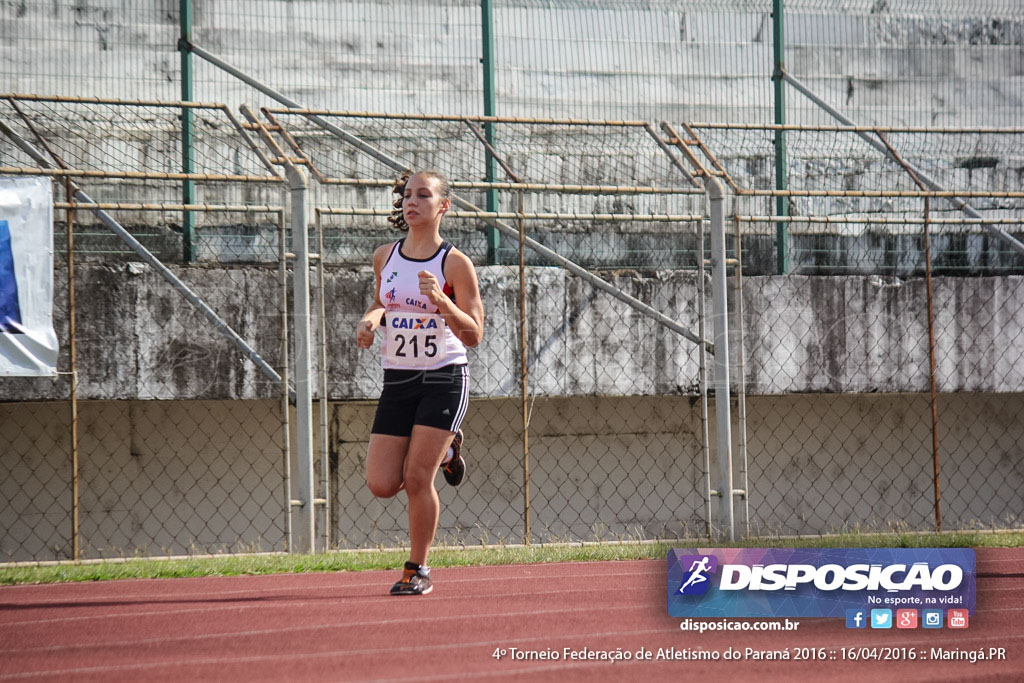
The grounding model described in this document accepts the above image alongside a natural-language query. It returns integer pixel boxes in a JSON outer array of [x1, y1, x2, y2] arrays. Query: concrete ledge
[[2, 264, 1021, 401]]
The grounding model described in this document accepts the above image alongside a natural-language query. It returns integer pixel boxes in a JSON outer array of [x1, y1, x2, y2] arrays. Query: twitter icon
[[870, 609, 893, 629]]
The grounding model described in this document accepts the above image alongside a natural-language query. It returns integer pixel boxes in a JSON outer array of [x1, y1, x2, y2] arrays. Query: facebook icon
[[845, 609, 867, 629]]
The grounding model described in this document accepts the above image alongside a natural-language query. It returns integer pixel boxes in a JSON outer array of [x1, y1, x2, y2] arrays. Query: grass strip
[[2, 530, 1020, 586]]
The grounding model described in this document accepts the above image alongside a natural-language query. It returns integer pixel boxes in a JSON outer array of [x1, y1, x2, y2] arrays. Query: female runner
[[356, 170, 484, 595]]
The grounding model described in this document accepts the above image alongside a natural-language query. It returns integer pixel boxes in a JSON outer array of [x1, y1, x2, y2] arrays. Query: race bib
[[384, 311, 447, 368]]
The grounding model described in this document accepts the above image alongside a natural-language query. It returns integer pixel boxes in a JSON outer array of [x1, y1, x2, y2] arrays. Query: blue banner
[[0, 177, 57, 376], [667, 548, 976, 619], [0, 220, 22, 332]]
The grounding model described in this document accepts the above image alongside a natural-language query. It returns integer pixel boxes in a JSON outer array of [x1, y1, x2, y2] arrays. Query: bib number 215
[[385, 312, 445, 368], [393, 333, 438, 360]]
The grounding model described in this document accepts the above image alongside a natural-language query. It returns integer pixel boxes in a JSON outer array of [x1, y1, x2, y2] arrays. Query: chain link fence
[[0, 96, 293, 561], [6, 94, 1022, 562], [2, 2, 1024, 562], [288, 110, 714, 547], [716, 121, 1024, 535], [736, 265, 1024, 535], [4, 1, 1021, 126], [0, 250, 297, 561]]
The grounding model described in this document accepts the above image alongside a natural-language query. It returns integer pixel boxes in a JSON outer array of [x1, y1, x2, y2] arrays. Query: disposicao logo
[[675, 555, 718, 596], [667, 548, 976, 619]]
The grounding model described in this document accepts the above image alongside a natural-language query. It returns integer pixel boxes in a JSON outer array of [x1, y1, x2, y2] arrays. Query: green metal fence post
[[772, 0, 789, 274], [180, 0, 196, 262], [481, 0, 500, 264]]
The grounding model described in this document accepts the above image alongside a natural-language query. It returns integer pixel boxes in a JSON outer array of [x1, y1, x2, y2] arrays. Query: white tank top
[[378, 239, 469, 371]]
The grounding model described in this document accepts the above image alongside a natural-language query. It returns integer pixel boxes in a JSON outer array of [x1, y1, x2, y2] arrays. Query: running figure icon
[[678, 556, 713, 594]]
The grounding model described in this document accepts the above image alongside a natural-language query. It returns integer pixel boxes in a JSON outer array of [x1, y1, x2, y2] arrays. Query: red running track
[[0, 548, 1021, 682]]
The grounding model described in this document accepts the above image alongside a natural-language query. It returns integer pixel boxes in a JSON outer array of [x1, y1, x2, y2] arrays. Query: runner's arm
[[421, 249, 484, 347], [356, 243, 392, 349]]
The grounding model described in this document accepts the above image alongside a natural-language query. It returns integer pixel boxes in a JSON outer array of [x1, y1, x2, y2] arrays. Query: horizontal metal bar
[[290, 498, 328, 507], [49, 207, 1024, 227], [2, 92, 231, 110], [317, 207, 704, 222], [1, 551, 291, 569], [17, 167, 1020, 198], [736, 215, 1024, 225], [266, 107, 651, 127], [55, 202, 284, 213], [451, 210, 704, 221], [740, 188, 1024, 198], [709, 489, 748, 498], [0, 166, 281, 183], [242, 123, 283, 132], [688, 121, 1024, 134], [320, 177, 702, 195]]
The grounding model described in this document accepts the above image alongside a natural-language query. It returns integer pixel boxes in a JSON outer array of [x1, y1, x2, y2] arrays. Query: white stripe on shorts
[[449, 365, 469, 432]]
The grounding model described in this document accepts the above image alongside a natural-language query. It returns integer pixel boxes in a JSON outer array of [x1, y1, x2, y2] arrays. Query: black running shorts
[[370, 364, 469, 437]]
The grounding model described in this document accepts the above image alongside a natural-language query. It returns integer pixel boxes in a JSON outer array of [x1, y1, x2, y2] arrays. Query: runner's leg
[[366, 434, 410, 498], [403, 424, 456, 566]]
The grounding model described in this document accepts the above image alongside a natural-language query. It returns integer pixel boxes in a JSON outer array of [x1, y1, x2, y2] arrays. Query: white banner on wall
[[0, 176, 57, 377]]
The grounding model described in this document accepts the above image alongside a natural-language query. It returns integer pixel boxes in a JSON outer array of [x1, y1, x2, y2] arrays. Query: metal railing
[[1, 95, 1022, 562]]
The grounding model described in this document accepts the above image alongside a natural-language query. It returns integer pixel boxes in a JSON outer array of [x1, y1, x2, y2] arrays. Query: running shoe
[[441, 429, 465, 487], [390, 561, 433, 595]]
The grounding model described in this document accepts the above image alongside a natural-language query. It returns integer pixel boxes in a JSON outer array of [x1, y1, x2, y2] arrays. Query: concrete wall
[[2, 264, 1021, 560], [3, 265, 1022, 402], [741, 275, 1024, 394], [0, 399, 288, 561], [3, 391, 1021, 561]]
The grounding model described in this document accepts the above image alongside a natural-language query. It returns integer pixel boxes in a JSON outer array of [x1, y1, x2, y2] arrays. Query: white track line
[[3, 601, 1022, 660], [378, 636, 1024, 683], [2, 581, 1018, 631], [382, 628, 1024, 682], [0, 601, 654, 655], [4, 626, 1023, 681], [0, 626, 673, 680], [0, 567, 664, 605], [1, 568, 1012, 612], [0, 580, 654, 628]]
